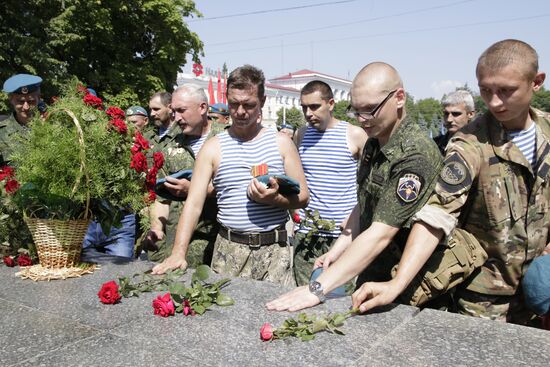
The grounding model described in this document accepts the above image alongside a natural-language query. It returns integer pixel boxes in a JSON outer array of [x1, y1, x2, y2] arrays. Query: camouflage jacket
[[0, 114, 27, 166], [423, 108, 550, 295], [155, 123, 225, 234], [358, 117, 443, 248]]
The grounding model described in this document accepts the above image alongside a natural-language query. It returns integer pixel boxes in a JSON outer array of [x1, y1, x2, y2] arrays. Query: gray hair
[[442, 90, 475, 112], [173, 83, 208, 104]]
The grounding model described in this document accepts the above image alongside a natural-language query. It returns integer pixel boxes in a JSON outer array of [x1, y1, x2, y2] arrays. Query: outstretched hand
[[151, 254, 188, 275], [265, 286, 320, 312]]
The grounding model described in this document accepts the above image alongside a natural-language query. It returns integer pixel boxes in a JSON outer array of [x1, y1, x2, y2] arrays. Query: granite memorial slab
[[353, 308, 550, 367]]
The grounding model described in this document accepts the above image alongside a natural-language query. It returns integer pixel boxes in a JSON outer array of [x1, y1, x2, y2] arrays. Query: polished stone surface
[[1, 258, 549, 366]]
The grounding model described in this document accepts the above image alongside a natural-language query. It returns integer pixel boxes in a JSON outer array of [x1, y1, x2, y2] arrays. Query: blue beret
[[126, 106, 148, 117], [523, 254, 550, 316], [209, 103, 229, 115], [3, 74, 42, 94]]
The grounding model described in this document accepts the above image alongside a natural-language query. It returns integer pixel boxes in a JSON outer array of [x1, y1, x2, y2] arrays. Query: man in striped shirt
[[152, 65, 309, 285], [292, 80, 367, 286]]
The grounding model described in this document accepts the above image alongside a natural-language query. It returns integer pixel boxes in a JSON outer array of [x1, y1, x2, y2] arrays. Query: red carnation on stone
[[110, 118, 128, 135], [130, 152, 148, 173], [17, 254, 33, 267], [183, 299, 196, 316], [98, 280, 122, 304], [260, 322, 274, 341], [5, 178, 20, 194], [3, 256, 15, 267], [133, 132, 150, 151], [106, 107, 125, 119], [152, 293, 175, 317], [153, 152, 165, 170], [83, 94, 103, 109]]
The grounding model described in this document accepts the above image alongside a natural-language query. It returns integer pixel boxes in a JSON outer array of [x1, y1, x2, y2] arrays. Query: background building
[[176, 68, 351, 126]]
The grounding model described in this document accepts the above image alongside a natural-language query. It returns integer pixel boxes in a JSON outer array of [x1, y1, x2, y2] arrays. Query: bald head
[[352, 62, 403, 95]]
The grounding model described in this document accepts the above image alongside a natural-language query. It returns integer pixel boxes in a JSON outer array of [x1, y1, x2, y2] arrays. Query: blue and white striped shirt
[[297, 121, 358, 236], [187, 134, 208, 156], [214, 128, 288, 232], [508, 121, 537, 169]]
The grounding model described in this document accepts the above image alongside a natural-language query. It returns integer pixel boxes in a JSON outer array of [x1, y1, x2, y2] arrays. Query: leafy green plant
[[9, 80, 157, 230], [300, 209, 337, 241]]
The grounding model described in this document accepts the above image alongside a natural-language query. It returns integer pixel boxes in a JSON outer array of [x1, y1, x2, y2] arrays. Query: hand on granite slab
[[351, 280, 400, 313], [151, 254, 188, 275], [265, 286, 320, 312]]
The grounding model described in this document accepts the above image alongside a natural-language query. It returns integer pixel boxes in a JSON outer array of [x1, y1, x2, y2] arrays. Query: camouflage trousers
[[454, 288, 535, 325], [210, 234, 293, 286], [147, 232, 217, 268], [293, 232, 337, 286]]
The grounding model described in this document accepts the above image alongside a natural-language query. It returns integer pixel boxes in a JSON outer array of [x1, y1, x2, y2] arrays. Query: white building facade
[[176, 68, 351, 127]]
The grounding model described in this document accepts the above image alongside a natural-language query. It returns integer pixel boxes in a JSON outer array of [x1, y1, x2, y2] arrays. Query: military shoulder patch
[[396, 173, 422, 203], [440, 154, 468, 185], [438, 153, 473, 193]]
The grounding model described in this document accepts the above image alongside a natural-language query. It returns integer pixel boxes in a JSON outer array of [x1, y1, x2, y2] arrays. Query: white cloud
[[430, 80, 464, 99]]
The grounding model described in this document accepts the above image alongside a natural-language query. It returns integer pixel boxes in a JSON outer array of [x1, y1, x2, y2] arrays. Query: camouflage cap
[[3, 74, 42, 94], [522, 254, 550, 316], [126, 106, 148, 117]]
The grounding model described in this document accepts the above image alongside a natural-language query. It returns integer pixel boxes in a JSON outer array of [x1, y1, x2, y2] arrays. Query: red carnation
[[106, 106, 125, 119], [17, 254, 33, 267], [152, 293, 175, 317], [133, 132, 150, 151], [147, 190, 156, 203], [98, 280, 122, 304], [146, 167, 158, 190], [130, 152, 148, 173], [153, 152, 164, 170], [183, 299, 196, 316], [260, 322, 274, 341], [110, 118, 128, 135], [292, 212, 301, 224], [3, 256, 15, 267], [83, 94, 103, 109], [131, 144, 141, 155], [5, 178, 20, 194], [0, 166, 15, 181]]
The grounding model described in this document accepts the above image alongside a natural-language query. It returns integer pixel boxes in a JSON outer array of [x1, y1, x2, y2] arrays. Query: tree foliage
[[333, 100, 356, 124], [0, 0, 203, 113], [532, 86, 550, 113], [276, 106, 305, 129]]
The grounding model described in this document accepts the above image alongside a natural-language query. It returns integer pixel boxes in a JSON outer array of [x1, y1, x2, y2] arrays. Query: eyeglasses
[[346, 89, 397, 120]]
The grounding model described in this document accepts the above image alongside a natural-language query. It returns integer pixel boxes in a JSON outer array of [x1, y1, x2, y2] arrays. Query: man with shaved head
[[266, 62, 443, 311], [357, 39, 550, 324]]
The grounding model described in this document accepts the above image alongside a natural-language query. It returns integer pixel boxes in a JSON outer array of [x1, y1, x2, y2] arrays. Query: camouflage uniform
[[147, 124, 223, 267], [0, 114, 26, 166], [355, 117, 443, 288], [415, 108, 550, 322], [210, 234, 293, 286], [0, 114, 33, 255]]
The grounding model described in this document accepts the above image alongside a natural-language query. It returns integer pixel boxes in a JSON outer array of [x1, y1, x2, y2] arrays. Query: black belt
[[218, 226, 287, 247]]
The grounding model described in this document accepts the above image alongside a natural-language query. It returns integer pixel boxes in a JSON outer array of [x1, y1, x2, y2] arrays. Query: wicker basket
[[23, 108, 91, 269], [25, 218, 90, 269]]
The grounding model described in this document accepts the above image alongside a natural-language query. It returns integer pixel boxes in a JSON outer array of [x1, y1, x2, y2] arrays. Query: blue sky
[[184, 0, 550, 100]]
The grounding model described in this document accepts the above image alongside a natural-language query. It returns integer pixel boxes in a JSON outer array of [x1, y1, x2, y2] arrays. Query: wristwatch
[[309, 280, 326, 303]]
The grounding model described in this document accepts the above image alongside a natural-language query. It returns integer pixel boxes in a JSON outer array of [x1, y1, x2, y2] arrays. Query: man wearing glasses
[[434, 90, 476, 155], [266, 62, 443, 311]]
